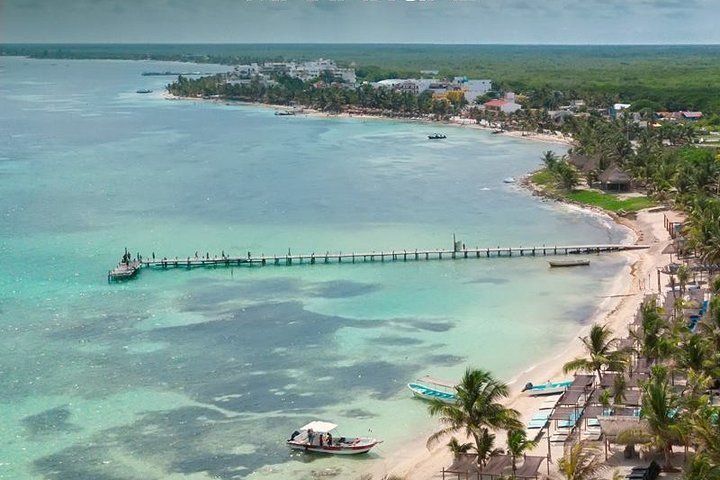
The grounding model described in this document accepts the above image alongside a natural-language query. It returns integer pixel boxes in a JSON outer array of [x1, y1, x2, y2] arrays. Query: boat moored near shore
[[407, 376, 457, 403], [548, 258, 591, 268], [287, 421, 381, 455], [522, 379, 573, 396]]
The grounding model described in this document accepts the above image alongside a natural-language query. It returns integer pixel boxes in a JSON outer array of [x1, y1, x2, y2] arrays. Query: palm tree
[[632, 298, 668, 364], [687, 404, 720, 469], [640, 366, 681, 471], [475, 428, 505, 466], [446, 436, 473, 459], [542, 150, 559, 170], [506, 429, 538, 478], [427, 368, 521, 465], [557, 440, 608, 480], [676, 264, 691, 297], [612, 373, 627, 406], [563, 323, 626, 380]]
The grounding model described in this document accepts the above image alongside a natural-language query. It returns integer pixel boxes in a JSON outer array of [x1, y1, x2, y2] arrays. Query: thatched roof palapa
[[599, 165, 632, 185]]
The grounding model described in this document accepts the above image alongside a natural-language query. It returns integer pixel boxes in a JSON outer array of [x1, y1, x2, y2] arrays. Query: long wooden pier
[[108, 243, 648, 282]]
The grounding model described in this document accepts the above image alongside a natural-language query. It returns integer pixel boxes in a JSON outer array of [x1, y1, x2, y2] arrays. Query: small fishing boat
[[407, 376, 457, 403], [503, 177, 516, 184], [428, 133, 446, 140], [275, 109, 296, 116], [287, 421, 381, 455], [136, 89, 153, 94], [522, 380, 573, 396], [548, 259, 590, 268]]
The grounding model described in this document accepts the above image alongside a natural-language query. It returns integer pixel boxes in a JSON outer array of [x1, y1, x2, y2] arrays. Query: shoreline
[[162, 91, 574, 148], [364, 204, 670, 479]]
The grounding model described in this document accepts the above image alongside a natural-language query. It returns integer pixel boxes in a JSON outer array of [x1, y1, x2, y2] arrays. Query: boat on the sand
[[522, 379, 573, 396], [548, 258, 590, 268], [287, 421, 381, 455], [407, 376, 457, 403]]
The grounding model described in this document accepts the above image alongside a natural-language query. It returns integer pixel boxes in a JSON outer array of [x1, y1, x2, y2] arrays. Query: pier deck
[[109, 243, 648, 281]]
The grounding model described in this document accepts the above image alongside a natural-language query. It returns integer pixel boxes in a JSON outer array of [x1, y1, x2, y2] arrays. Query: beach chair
[[526, 418, 547, 430], [539, 396, 560, 410], [531, 411, 551, 421], [586, 417, 600, 428]]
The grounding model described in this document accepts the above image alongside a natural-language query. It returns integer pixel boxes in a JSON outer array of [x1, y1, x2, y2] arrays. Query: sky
[[2, 0, 718, 44]]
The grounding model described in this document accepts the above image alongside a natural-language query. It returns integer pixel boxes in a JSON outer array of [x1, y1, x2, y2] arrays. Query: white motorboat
[[287, 421, 381, 455]]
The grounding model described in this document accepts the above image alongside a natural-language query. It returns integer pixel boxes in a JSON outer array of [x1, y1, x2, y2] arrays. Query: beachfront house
[[483, 92, 522, 114]]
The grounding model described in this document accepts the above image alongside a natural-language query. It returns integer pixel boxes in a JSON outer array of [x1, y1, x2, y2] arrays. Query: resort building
[[483, 92, 522, 113], [372, 77, 491, 102], [452, 77, 492, 103], [229, 59, 356, 85]]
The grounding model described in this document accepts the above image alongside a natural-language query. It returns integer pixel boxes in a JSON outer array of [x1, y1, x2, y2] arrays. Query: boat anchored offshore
[[407, 376, 457, 403], [287, 421, 382, 455], [522, 379, 573, 396], [428, 133, 446, 140], [548, 258, 591, 268], [136, 89, 153, 94]]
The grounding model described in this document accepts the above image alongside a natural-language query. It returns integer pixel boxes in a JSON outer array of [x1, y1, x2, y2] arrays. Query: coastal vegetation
[[557, 440, 608, 480], [5, 43, 720, 115], [168, 73, 460, 116], [426, 368, 521, 466]]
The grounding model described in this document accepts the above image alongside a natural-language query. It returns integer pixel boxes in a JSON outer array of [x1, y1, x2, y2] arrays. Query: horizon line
[[3, 42, 720, 47]]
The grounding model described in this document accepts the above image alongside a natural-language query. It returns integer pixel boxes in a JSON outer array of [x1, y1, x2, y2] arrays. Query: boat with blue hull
[[407, 376, 457, 403], [522, 379, 573, 396]]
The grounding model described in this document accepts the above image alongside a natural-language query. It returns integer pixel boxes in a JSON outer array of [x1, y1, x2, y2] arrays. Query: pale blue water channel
[[0, 57, 631, 479]]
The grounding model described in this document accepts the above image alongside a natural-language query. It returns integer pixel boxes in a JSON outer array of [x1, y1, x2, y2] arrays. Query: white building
[[459, 79, 492, 103]]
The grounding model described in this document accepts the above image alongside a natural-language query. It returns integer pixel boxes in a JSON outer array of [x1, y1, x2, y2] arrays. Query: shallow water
[[0, 57, 630, 479]]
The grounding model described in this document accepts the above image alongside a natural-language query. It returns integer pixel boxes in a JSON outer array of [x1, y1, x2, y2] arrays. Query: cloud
[[3, 0, 719, 43]]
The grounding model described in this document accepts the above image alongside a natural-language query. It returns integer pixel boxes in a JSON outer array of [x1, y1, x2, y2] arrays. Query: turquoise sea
[[0, 57, 630, 480]]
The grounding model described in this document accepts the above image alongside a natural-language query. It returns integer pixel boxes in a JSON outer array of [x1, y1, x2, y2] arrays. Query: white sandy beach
[[365, 208, 672, 480]]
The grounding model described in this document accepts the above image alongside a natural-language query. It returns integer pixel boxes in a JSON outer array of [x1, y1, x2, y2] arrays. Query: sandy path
[[365, 209, 672, 480]]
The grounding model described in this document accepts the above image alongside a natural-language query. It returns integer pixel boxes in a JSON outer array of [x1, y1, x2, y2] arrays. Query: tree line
[[168, 74, 467, 117]]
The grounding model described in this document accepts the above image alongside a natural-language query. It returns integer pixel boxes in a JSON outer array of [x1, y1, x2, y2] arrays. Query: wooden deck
[[108, 260, 142, 282], [107, 244, 648, 279]]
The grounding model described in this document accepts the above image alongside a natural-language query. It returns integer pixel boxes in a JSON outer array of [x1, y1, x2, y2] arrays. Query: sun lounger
[[539, 396, 560, 410], [581, 426, 602, 441], [527, 418, 547, 430], [531, 411, 550, 421], [557, 411, 581, 429]]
